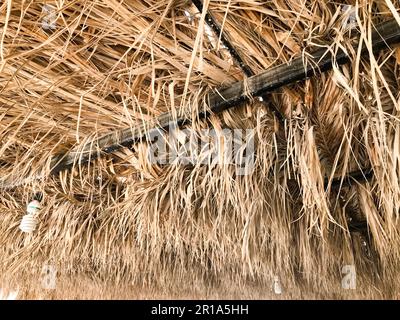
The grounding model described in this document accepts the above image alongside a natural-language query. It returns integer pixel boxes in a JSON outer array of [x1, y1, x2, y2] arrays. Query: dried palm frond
[[1, 0, 400, 299]]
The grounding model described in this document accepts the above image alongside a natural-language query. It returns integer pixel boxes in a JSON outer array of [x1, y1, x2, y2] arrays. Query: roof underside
[[1, 0, 400, 299]]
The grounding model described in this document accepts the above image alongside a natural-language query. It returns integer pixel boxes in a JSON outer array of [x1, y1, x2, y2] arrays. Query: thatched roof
[[1, 0, 400, 299]]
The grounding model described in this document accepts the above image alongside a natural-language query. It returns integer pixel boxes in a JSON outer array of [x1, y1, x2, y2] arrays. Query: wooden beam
[[191, 0, 285, 120], [50, 18, 400, 178]]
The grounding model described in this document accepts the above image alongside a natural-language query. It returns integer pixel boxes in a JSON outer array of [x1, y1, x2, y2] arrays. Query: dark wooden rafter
[[191, 0, 253, 76], [326, 168, 374, 189], [190, 1, 378, 192], [191, 0, 285, 121], [48, 18, 400, 187]]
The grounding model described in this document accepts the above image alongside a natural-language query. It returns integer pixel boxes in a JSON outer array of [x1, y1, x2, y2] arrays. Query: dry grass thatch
[[1, 0, 400, 299]]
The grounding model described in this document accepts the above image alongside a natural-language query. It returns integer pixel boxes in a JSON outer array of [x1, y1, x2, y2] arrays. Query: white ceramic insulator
[[19, 214, 38, 234], [273, 276, 282, 295], [27, 200, 41, 215], [41, 4, 57, 30], [0, 289, 18, 300]]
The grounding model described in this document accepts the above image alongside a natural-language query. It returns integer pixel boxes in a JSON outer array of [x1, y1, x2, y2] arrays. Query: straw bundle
[[1, 0, 400, 299]]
